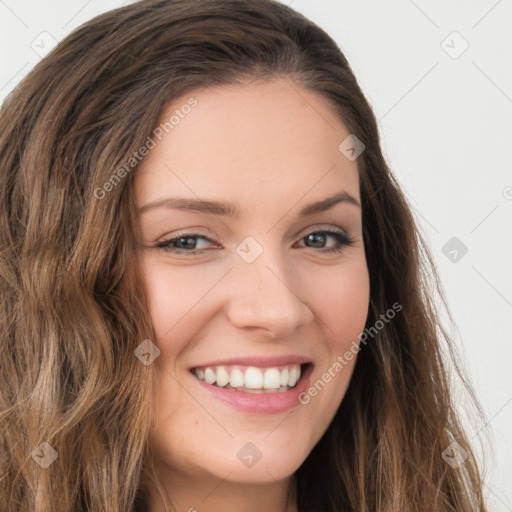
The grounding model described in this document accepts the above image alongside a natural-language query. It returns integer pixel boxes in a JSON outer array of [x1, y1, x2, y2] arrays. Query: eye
[[156, 234, 217, 254], [156, 228, 354, 256], [294, 229, 354, 254]]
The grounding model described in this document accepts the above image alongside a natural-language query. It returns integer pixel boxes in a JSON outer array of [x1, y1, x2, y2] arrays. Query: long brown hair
[[0, 0, 488, 510]]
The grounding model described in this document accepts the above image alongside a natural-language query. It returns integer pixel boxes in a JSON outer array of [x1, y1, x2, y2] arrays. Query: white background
[[1, 1, 510, 509]]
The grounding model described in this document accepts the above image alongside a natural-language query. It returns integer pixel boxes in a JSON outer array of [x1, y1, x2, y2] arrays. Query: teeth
[[215, 366, 230, 387], [263, 368, 282, 389], [289, 365, 299, 387], [193, 363, 303, 391], [229, 368, 244, 387], [280, 368, 289, 387], [204, 368, 216, 385], [245, 367, 263, 389]]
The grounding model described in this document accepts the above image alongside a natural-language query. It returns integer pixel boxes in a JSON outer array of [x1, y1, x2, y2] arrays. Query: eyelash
[[156, 229, 355, 256]]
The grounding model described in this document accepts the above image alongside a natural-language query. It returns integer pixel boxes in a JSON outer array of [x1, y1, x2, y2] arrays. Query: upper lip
[[190, 354, 313, 369]]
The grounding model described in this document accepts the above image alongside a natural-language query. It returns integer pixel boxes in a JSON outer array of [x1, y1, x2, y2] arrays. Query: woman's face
[[134, 78, 370, 486]]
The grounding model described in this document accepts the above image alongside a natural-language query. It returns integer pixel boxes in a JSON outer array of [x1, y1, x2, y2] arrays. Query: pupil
[[179, 237, 196, 249], [307, 233, 325, 248]]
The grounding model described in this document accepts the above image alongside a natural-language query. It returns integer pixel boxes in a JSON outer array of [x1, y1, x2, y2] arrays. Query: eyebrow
[[139, 191, 361, 217]]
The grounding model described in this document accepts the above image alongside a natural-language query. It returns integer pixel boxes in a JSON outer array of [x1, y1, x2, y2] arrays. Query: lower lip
[[191, 364, 314, 414]]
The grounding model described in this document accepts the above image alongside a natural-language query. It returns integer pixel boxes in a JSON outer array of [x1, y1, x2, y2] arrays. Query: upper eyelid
[[162, 225, 347, 239]]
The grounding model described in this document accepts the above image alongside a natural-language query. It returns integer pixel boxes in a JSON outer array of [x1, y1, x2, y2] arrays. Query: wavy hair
[[0, 0, 488, 510]]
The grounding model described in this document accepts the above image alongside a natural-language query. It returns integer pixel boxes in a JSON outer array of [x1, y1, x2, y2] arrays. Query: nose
[[224, 245, 314, 338]]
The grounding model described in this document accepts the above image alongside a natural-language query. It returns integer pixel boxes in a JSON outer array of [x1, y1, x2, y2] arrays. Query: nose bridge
[[224, 237, 313, 335]]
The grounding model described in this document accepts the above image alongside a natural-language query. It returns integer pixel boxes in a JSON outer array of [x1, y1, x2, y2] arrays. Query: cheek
[[307, 261, 370, 340], [148, 375, 207, 474], [304, 262, 369, 420], [142, 257, 221, 336]]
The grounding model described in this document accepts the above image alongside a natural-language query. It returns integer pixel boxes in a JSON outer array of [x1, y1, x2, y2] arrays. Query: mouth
[[190, 362, 313, 394]]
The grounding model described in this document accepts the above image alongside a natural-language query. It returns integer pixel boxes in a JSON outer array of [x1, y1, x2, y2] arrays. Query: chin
[[197, 437, 310, 484]]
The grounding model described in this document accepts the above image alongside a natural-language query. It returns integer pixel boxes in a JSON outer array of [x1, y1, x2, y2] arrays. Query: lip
[[191, 362, 314, 414], [189, 354, 312, 370]]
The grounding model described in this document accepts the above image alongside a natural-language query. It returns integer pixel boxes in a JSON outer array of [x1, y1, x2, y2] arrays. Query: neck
[[146, 471, 298, 512]]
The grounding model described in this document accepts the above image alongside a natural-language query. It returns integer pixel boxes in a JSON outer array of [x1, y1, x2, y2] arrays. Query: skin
[[133, 78, 370, 512]]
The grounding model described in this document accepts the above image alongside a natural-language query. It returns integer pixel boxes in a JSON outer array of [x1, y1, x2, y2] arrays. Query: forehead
[[134, 78, 360, 210]]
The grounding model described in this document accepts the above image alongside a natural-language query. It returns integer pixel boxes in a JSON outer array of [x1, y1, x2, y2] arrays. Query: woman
[[0, 0, 488, 511]]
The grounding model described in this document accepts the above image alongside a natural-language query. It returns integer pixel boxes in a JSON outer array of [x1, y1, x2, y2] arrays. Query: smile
[[189, 361, 314, 414], [191, 363, 304, 393]]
